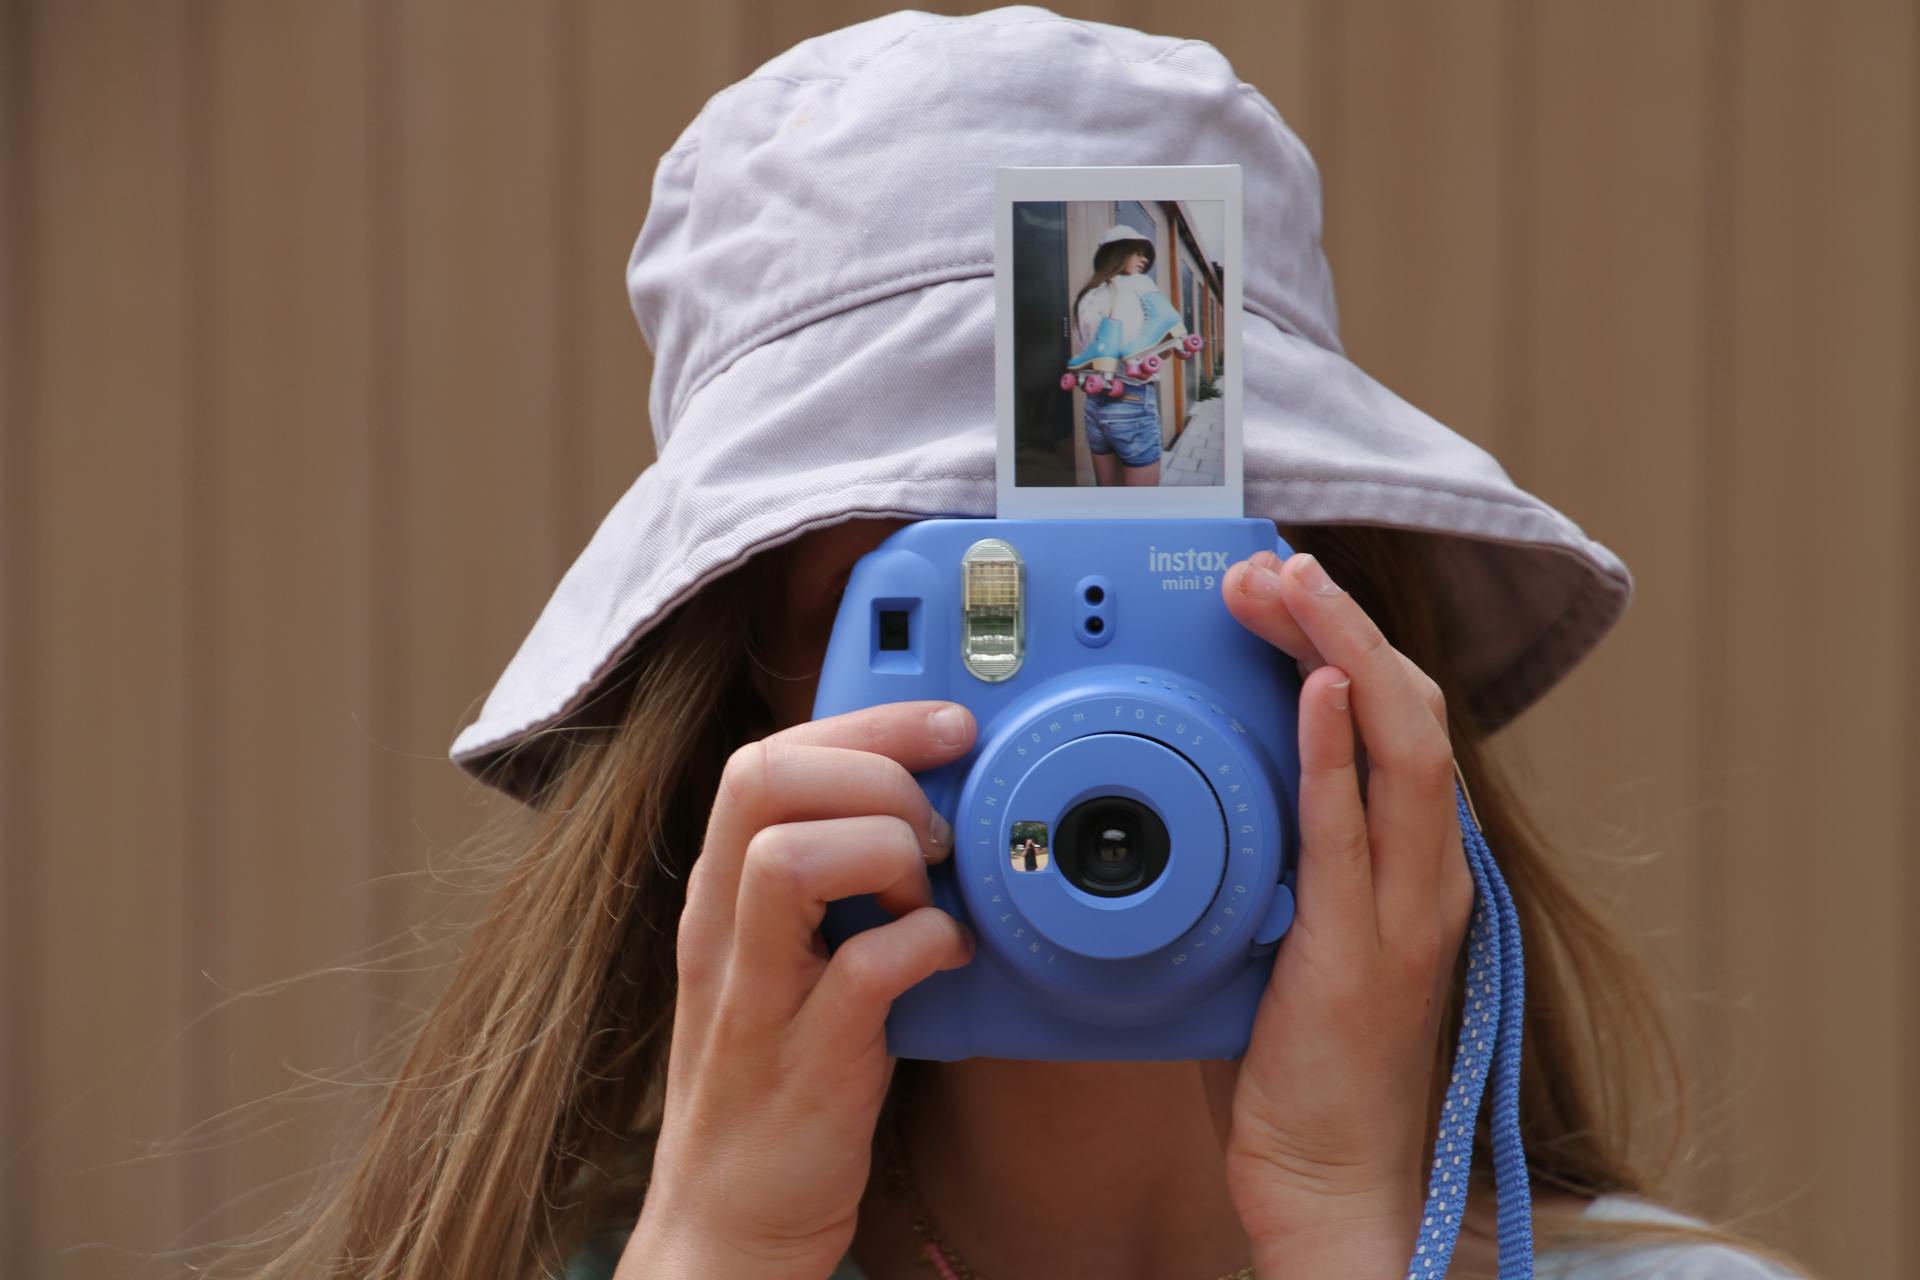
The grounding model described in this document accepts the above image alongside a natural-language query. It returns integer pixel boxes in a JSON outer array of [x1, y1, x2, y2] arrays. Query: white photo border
[[994, 164, 1243, 520]]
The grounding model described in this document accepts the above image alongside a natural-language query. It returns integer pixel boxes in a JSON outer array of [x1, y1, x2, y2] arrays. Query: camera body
[[815, 517, 1302, 1061]]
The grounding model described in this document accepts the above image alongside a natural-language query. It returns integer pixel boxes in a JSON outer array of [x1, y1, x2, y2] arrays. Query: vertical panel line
[[0, 0, 42, 1268], [1698, 0, 1740, 1218], [1906, 3, 1920, 1267], [1499, 0, 1537, 479], [180, 0, 220, 1241], [1309, 0, 1339, 213], [554, 2, 582, 575], [366, 0, 402, 1044]]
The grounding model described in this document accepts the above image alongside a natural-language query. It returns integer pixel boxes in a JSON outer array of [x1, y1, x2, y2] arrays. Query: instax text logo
[[1147, 546, 1231, 573]]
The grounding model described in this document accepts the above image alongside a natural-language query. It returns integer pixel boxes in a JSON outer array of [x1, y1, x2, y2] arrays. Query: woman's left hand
[[1202, 549, 1478, 1279]]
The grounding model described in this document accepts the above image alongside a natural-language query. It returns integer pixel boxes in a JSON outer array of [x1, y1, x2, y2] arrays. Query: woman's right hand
[[620, 699, 979, 1280]]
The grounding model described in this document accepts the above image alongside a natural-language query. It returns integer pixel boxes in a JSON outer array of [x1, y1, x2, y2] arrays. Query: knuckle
[[831, 936, 893, 1005], [879, 753, 922, 805], [1382, 724, 1454, 787], [887, 814, 924, 861], [718, 739, 772, 808], [1313, 819, 1369, 866], [870, 758, 932, 836], [1351, 622, 1391, 663], [743, 825, 810, 897]]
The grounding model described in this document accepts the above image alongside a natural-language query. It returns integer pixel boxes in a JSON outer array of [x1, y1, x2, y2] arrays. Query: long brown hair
[[210, 521, 1812, 1279]]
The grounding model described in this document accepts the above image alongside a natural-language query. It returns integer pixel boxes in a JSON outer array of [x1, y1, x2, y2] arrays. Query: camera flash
[[962, 537, 1025, 682]]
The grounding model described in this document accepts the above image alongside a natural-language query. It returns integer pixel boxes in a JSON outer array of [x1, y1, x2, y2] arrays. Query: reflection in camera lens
[[1055, 797, 1169, 897]]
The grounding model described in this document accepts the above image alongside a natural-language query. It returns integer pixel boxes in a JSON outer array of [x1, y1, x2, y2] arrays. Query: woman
[[224, 8, 1814, 1278]]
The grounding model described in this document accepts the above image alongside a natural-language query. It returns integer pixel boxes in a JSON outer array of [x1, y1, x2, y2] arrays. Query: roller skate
[[1061, 314, 1130, 397], [1115, 288, 1205, 381]]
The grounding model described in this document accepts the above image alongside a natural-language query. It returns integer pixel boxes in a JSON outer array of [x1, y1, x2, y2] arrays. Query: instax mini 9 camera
[[815, 517, 1304, 1061]]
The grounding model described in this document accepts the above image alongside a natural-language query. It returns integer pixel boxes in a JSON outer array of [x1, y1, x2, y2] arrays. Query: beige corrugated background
[[1, 2, 1913, 1276]]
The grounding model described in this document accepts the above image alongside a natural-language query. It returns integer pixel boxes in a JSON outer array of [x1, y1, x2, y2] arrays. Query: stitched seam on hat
[[672, 259, 995, 423], [1253, 473, 1563, 516], [456, 512, 1625, 789], [1146, 39, 1215, 67]]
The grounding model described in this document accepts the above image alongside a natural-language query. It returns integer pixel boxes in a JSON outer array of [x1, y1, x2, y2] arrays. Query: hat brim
[[450, 278, 1629, 802]]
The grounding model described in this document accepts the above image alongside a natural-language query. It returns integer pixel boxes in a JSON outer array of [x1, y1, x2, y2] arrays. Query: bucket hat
[[1096, 222, 1157, 266], [447, 4, 1631, 806]]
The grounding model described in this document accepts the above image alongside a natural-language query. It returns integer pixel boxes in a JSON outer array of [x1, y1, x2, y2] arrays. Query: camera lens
[[1054, 796, 1170, 897]]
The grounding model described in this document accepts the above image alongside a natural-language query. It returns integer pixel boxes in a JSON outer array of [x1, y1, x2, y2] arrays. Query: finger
[[1221, 552, 1327, 678], [1292, 664, 1377, 959], [1225, 556, 1447, 724], [1422, 818, 1474, 1039], [731, 814, 934, 1016], [798, 905, 974, 1053], [687, 703, 972, 940], [1398, 648, 1450, 737], [1275, 552, 1453, 936]]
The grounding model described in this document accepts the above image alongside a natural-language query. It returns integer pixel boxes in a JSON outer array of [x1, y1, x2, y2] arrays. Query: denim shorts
[[1082, 383, 1163, 468]]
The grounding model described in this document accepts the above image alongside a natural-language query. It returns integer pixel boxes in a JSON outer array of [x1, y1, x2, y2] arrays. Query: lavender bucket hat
[[448, 4, 1631, 806]]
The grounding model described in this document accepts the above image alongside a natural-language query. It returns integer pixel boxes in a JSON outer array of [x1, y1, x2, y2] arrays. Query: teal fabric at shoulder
[[559, 1196, 1799, 1279], [559, 1223, 629, 1280]]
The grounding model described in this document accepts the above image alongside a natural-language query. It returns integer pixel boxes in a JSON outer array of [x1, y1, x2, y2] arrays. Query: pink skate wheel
[[1142, 354, 1162, 376], [1106, 380, 1125, 397], [1183, 334, 1204, 353], [1085, 374, 1105, 394], [1060, 372, 1078, 391], [1123, 360, 1144, 380]]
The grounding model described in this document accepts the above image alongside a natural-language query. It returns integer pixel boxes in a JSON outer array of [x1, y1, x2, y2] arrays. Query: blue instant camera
[[815, 517, 1303, 1061]]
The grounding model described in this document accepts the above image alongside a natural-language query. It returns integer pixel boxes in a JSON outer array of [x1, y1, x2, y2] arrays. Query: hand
[[623, 701, 978, 1280], [1202, 549, 1477, 1278]]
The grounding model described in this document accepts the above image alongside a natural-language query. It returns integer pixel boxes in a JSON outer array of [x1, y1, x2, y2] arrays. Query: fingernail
[[1328, 674, 1351, 712], [929, 809, 953, 852], [1240, 558, 1284, 599], [930, 704, 968, 748], [1291, 553, 1341, 596]]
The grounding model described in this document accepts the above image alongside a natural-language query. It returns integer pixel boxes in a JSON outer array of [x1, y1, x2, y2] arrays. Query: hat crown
[[626, 4, 1340, 452], [1100, 224, 1156, 245]]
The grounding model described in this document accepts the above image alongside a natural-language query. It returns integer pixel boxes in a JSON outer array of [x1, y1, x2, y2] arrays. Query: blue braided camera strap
[[1406, 780, 1533, 1279]]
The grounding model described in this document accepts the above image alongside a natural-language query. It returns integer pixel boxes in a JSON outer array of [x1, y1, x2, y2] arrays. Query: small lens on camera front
[[1054, 796, 1170, 897]]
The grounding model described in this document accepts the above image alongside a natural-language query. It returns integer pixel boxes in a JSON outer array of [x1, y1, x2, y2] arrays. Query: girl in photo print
[[1069, 223, 1175, 486]]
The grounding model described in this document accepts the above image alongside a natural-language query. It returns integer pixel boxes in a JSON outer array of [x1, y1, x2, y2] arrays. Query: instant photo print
[[994, 165, 1243, 520], [813, 164, 1288, 1062]]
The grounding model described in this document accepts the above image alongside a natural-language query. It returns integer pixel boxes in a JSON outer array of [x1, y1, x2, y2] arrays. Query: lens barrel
[[1053, 795, 1171, 897]]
